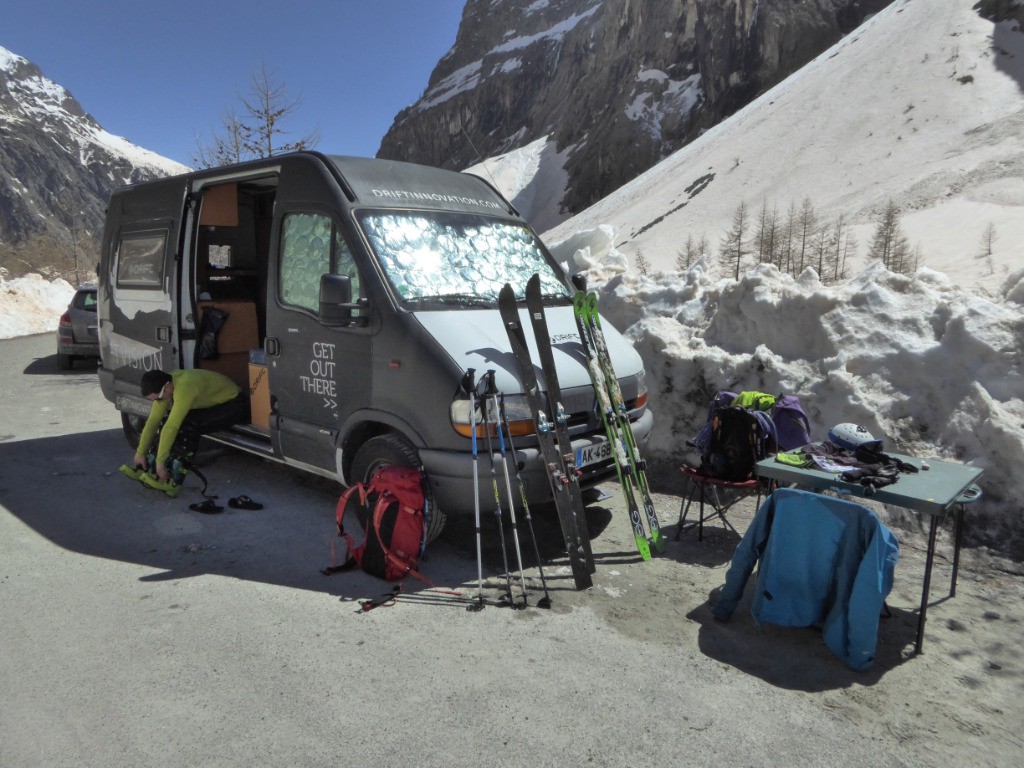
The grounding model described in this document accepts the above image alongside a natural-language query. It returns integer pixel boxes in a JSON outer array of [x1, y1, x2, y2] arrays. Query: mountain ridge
[[0, 45, 187, 264], [378, 0, 894, 226]]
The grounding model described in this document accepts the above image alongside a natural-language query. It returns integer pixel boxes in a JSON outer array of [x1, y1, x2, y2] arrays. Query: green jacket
[[732, 391, 776, 411], [136, 369, 241, 466]]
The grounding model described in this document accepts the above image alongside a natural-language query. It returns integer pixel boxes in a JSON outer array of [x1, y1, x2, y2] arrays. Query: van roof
[[111, 152, 519, 217], [325, 155, 517, 217]]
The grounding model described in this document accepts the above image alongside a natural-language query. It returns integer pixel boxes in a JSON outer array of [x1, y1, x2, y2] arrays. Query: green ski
[[574, 290, 665, 556]]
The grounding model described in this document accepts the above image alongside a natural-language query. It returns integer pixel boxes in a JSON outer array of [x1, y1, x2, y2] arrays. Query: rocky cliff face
[[0, 46, 186, 256], [378, 0, 894, 223]]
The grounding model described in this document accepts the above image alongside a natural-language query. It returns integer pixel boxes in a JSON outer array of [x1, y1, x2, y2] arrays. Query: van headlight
[[451, 394, 536, 438], [635, 369, 648, 409]]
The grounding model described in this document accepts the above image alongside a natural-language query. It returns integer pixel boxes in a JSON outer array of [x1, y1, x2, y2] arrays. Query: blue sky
[[3, 0, 465, 166]]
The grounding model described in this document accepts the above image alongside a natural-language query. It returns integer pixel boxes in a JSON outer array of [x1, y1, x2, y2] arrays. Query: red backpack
[[327, 465, 431, 584]]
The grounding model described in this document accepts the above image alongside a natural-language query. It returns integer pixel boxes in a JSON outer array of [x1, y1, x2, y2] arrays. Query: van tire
[[121, 412, 145, 450], [350, 433, 447, 541]]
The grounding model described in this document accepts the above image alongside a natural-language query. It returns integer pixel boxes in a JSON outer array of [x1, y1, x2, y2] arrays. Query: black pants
[[168, 394, 249, 464]]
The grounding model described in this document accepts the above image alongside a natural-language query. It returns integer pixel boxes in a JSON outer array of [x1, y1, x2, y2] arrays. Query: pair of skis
[[574, 290, 665, 560], [498, 276, 595, 590]]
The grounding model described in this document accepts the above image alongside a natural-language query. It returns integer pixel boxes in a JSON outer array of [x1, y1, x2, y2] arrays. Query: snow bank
[[0, 274, 75, 339], [552, 226, 1024, 556]]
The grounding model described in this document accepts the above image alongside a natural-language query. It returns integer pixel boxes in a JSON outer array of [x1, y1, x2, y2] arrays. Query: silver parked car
[[56, 284, 98, 369]]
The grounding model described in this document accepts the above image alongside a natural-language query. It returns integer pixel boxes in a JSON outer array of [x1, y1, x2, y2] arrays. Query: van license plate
[[576, 441, 612, 468]]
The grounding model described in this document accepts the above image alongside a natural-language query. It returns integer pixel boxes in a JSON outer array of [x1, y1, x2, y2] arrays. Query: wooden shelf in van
[[197, 300, 259, 388]]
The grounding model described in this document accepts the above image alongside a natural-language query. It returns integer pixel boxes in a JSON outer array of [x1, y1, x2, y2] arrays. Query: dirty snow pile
[[552, 226, 1024, 555], [0, 273, 74, 339]]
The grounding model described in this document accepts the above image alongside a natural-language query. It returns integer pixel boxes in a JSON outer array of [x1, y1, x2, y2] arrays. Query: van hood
[[413, 304, 643, 395]]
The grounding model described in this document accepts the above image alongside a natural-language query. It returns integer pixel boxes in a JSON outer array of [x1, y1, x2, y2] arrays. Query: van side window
[[335, 229, 361, 305], [116, 233, 167, 289], [280, 213, 361, 314]]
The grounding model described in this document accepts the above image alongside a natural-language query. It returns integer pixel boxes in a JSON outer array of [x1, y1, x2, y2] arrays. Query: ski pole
[[484, 371, 529, 608], [479, 375, 518, 608], [499, 392, 552, 609], [462, 369, 485, 612]]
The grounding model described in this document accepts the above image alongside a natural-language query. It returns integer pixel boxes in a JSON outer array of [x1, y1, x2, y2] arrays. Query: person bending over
[[133, 368, 248, 486]]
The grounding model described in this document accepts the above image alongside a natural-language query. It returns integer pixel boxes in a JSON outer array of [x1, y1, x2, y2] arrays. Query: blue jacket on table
[[712, 487, 900, 671]]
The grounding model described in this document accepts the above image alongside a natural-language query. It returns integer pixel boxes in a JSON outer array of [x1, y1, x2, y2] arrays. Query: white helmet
[[828, 423, 882, 452]]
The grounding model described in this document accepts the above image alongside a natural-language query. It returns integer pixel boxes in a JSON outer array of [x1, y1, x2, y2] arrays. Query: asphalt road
[[4, 333, 1012, 768]]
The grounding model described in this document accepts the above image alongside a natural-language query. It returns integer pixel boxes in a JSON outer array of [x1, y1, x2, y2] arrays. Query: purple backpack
[[771, 395, 811, 451]]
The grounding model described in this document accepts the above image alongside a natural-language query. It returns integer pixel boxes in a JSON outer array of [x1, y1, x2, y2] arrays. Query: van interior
[[191, 179, 277, 432]]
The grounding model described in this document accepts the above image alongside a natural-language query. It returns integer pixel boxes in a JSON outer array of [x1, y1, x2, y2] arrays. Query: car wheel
[[57, 353, 73, 370], [121, 412, 146, 450], [349, 433, 447, 541]]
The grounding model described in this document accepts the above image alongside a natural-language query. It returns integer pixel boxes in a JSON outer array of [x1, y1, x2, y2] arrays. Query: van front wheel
[[350, 433, 447, 542]]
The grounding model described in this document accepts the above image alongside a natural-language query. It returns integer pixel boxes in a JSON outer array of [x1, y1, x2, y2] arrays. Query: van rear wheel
[[350, 433, 447, 542], [121, 412, 145, 450]]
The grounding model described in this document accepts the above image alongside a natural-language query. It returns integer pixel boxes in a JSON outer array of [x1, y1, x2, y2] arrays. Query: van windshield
[[358, 211, 569, 308]]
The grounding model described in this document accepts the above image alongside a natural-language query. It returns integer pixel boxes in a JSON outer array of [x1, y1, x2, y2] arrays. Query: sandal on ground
[[189, 498, 224, 514], [228, 495, 263, 510]]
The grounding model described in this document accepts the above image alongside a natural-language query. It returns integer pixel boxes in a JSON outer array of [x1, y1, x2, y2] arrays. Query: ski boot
[[120, 453, 158, 485], [119, 464, 145, 481]]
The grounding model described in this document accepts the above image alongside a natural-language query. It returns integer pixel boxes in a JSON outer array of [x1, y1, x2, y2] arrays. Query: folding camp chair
[[675, 465, 763, 541]]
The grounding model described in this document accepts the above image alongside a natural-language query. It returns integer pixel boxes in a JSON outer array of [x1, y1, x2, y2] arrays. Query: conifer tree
[[795, 197, 817, 274], [778, 200, 798, 275], [676, 235, 696, 271], [755, 199, 779, 268], [719, 201, 749, 280], [635, 249, 650, 276], [868, 200, 916, 275], [979, 222, 996, 258]]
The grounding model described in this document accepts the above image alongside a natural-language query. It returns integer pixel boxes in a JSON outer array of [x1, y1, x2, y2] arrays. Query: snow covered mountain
[[543, 0, 1024, 296], [534, 0, 1024, 555], [379, 0, 893, 232], [0, 46, 188, 252]]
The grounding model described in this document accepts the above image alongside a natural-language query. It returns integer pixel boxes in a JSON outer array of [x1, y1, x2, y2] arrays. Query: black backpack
[[701, 406, 774, 481]]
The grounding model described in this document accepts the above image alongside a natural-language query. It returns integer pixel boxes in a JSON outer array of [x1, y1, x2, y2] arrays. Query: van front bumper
[[419, 408, 654, 518]]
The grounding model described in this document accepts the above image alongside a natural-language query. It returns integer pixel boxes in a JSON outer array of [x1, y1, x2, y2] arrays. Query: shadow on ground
[[685, 588, 916, 691], [0, 427, 624, 607]]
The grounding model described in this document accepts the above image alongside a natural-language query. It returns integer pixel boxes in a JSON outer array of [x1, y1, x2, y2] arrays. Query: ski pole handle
[[480, 369, 498, 396], [461, 368, 477, 396]]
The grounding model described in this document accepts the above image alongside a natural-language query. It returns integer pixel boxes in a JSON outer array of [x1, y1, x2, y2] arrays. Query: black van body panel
[[265, 156, 372, 471], [97, 177, 189, 410]]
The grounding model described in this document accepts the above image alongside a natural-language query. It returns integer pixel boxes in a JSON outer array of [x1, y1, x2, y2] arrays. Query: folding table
[[755, 454, 983, 655]]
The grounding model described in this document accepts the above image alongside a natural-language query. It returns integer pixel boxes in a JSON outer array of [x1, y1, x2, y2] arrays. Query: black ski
[[524, 274, 595, 574], [498, 282, 593, 590]]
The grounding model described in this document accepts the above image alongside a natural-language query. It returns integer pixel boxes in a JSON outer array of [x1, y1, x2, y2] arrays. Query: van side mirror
[[319, 274, 362, 326], [571, 273, 587, 292]]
